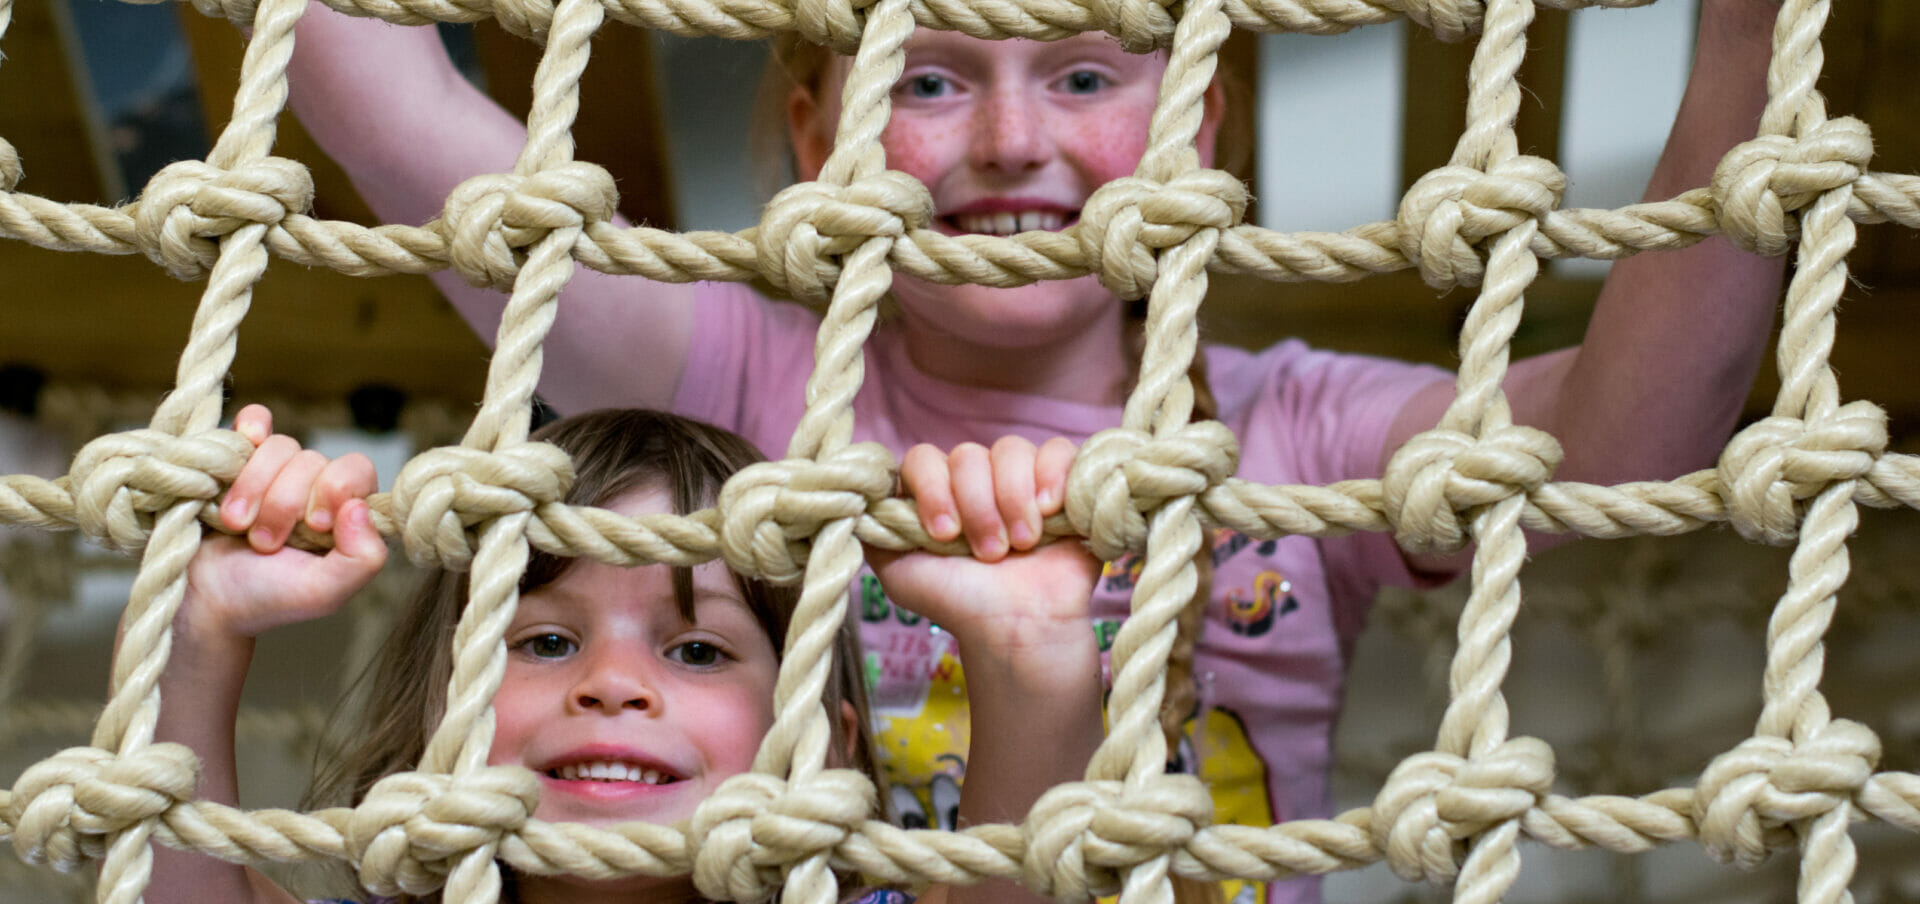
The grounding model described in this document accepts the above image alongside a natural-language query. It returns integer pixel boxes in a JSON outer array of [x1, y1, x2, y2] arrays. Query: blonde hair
[[303, 409, 880, 903]]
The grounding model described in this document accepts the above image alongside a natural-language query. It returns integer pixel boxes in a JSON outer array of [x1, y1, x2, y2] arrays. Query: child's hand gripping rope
[[183, 403, 387, 642], [866, 437, 1103, 904]]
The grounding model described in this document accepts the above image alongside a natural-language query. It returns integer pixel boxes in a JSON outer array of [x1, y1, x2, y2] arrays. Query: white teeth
[[551, 761, 672, 784], [952, 211, 1066, 236], [1017, 211, 1061, 232]]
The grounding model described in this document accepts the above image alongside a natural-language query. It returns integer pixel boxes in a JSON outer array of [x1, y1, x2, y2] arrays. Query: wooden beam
[[0, 240, 488, 403], [0, 0, 106, 203]]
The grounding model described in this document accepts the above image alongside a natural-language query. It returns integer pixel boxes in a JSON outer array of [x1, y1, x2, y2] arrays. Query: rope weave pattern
[[4, 0, 1920, 900]]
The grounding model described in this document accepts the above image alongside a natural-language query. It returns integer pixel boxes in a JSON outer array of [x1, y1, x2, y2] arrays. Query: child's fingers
[[901, 444, 961, 541], [306, 453, 378, 533], [1034, 437, 1076, 515], [232, 404, 275, 447], [222, 434, 302, 532], [989, 437, 1040, 551], [251, 449, 329, 553], [946, 442, 1008, 561], [323, 499, 388, 585], [273, 499, 387, 625]]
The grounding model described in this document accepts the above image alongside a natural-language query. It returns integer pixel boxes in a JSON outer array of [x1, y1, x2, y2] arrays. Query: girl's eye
[[901, 73, 951, 99], [517, 633, 576, 659], [668, 641, 727, 668], [1060, 69, 1106, 95]]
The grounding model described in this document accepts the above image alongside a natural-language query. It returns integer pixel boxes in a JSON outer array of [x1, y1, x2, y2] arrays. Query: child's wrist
[[170, 599, 260, 662], [955, 633, 1101, 696]]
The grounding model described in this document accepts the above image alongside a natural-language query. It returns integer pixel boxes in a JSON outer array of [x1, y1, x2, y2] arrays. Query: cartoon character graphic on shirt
[[1176, 707, 1272, 904], [861, 574, 970, 829]]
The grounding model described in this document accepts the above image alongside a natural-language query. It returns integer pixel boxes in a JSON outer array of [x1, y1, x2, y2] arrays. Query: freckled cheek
[[1068, 118, 1152, 181], [882, 120, 965, 185]]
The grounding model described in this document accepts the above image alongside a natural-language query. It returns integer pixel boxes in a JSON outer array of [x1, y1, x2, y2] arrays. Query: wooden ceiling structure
[[2, 1, 1917, 426]]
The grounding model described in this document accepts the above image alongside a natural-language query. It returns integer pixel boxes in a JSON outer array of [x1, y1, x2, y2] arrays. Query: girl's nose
[[969, 88, 1052, 173], [569, 650, 661, 714]]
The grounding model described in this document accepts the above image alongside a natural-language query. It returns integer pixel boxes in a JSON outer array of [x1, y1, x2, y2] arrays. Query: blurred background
[[4, 1, 1920, 901]]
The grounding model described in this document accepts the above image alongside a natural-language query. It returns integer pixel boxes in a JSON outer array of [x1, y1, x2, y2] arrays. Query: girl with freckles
[[281, 3, 1786, 900]]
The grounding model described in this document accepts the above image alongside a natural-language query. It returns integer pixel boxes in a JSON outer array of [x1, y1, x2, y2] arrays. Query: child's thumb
[[330, 499, 389, 574]]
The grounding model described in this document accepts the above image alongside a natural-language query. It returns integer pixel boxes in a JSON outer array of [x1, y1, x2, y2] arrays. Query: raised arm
[[287, 7, 696, 411], [1385, 0, 1783, 523], [867, 439, 1103, 904], [139, 405, 385, 904]]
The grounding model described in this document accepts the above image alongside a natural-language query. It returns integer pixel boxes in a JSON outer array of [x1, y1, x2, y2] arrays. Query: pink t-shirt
[[672, 281, 1450, 904]]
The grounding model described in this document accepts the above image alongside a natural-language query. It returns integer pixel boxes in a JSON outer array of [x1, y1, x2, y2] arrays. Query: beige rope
[[2, 0, 1919, 900]]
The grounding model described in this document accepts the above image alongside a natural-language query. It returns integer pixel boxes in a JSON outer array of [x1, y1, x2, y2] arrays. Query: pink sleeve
[[670, 281, 823, 458]]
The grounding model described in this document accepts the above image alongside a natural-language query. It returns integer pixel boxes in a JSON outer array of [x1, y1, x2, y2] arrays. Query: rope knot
[[1371, 737, 1553, 884], [718, 443, 896, 582], [441, 163, 620, 290], [67, 427, 255, 553], [1065, 422, 1241, 561], [388, 442, 577, 568], [1076, 170, 1249, 300], [1400, 0, 1484, 42], [755, 172, 932, 304], [347, 767, 542, 897], [1023, 775, 1212, 900], [491, 0, 556, 41], [183, 0, 259, 24], [1396, 156, 1564, 288], [132, 157, 315, 279], [6, 744, 199, 871], [1082, 0, 1177, 51], [1715, 401, 1886, 545], [1380, 424, 1562, 554], [687, 770, 877, 903], [791, 0, 871, 53], [1695, 721, 1880, 870], [1712, 117, 1873, 256], [0, 137, 21, 192]]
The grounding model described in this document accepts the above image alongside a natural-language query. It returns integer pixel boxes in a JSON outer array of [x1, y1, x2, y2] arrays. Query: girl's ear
[[788, 85, 832, 181], [1195, 75, 1227, 168]]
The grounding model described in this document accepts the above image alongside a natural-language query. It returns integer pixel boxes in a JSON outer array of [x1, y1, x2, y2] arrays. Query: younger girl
[[144, 405, 1104, 904]]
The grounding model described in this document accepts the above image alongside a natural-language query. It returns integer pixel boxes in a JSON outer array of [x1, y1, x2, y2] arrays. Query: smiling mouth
[[943, 210, 1077, 236], [545, 761, 680, 785]]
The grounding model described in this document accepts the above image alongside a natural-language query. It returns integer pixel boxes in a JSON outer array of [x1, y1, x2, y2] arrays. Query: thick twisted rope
[[4, 0, 1920, 899]]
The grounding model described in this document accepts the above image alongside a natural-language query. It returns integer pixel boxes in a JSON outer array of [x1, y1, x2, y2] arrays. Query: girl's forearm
[[132, 618, 286, 904], [940, 634, 1103, 904], [1509, 0, 1782, 488]]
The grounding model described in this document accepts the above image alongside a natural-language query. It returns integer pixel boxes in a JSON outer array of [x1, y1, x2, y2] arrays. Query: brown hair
[[304, 409, 879, 903]]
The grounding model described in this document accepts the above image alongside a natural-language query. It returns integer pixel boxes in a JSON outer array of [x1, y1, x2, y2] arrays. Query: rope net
[[3, 0, 1920, 901]]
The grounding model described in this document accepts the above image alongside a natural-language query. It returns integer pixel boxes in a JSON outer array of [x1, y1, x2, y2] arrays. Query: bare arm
[[287, 8, 695, 411], [1385, 0, 1783, 566], [141, 600, 301, 904]]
